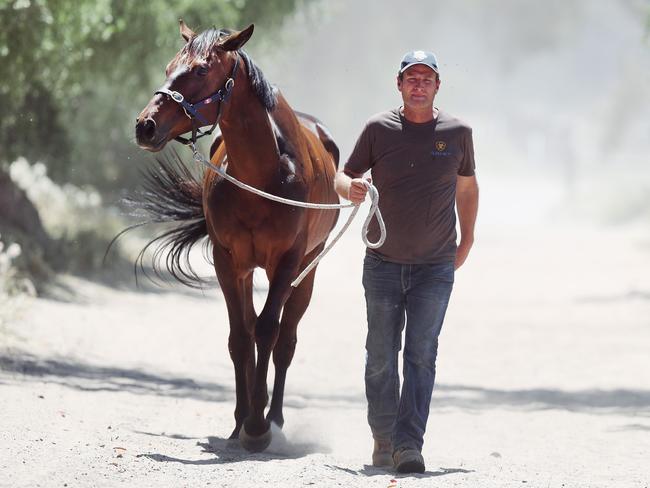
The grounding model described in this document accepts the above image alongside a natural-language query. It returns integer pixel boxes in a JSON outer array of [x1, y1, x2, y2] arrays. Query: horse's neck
[[219, 91, 281, 189]]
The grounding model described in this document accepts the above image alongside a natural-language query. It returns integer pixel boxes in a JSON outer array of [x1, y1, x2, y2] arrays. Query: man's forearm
[[334, 171, 352, 200], [456, 187, 479, 243]]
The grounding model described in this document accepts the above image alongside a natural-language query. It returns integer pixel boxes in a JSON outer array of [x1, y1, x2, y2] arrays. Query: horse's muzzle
[[135, 118, 164, 150]]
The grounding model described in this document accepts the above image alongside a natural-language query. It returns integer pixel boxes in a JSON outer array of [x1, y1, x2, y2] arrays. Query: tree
[[0, 0, 307, 284], [0, 0, 307, 190]]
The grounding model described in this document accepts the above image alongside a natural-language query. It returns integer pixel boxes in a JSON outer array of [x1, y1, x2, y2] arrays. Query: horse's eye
[[196, 66, 209, 76]]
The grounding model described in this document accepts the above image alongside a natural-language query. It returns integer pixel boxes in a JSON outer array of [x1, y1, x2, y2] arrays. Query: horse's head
[[135, 21, 254, 151]]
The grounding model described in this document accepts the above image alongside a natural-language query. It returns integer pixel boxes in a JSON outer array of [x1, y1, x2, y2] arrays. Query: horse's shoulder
[[271, 95, 337, 155], [293, 111, 339, 168]]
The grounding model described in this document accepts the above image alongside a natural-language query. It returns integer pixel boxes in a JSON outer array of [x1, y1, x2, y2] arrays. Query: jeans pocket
[[427, 261, 455, 283], [363, 253, 383, 270], [443, 262, 455, 283]]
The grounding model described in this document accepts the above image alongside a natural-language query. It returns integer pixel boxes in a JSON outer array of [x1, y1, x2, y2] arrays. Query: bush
[[0, 233, 35, 328], [7, 157, 135, 286]]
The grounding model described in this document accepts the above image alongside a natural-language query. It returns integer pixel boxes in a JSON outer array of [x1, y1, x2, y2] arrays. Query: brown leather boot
[[372, 439, 394, 467], [393, 447, 425, 473]]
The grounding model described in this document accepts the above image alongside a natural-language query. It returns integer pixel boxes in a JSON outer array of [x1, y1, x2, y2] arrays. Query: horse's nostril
[[136, 118, 157, 143]]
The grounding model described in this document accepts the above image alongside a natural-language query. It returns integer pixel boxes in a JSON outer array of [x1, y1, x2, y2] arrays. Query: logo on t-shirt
[[432, 140, 453, 157]]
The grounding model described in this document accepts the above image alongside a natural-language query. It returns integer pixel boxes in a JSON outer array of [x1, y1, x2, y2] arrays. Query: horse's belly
[[305, 207, 338, 254], [303, 177, 339, 253]]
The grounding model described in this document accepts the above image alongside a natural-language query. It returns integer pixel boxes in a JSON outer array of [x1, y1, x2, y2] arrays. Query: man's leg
[[362, 255, 405, 452], [393, 262, 454, 455]]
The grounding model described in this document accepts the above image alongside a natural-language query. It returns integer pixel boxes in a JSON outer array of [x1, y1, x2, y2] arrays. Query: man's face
[[397, 64, 440, 110]]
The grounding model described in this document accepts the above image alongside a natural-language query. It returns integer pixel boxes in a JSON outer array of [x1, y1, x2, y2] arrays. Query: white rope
[[188, 143, 386, 286]]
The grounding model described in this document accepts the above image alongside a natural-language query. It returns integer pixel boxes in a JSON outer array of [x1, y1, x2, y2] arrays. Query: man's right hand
[[348, 178, 370, 205]]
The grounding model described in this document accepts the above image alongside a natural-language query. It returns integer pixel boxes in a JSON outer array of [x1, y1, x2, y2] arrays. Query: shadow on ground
[[354, 464, 474, 479], [575, 289, 650, 303], [608, 423, 650, 432], [0, 351, 232, 402], [2, 352, 649, 416], [434, 384, 650, 415], [137, 429, 328, 465]]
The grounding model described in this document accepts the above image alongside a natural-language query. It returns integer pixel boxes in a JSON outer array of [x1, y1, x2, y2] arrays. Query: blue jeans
[[362, 253, 454, 452]]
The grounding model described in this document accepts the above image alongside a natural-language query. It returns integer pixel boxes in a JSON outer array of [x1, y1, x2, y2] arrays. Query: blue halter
[[154, 54, 239, 145]]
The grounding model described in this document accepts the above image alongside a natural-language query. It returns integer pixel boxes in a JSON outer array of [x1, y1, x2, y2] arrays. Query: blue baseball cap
[[399, 50, 439, 75]]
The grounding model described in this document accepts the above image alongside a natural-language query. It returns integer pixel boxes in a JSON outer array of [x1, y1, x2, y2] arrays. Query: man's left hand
[[455, 239, 473, 270]]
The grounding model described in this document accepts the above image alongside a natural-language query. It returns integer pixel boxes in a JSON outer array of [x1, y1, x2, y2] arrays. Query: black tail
[[111, 150, 212, 288]]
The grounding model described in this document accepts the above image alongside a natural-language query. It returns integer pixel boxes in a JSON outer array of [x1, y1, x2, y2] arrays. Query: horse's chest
[[207, 192, 301, 264]]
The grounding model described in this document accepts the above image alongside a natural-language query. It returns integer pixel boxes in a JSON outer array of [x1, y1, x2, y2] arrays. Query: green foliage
[[0, 0, 306, 191]]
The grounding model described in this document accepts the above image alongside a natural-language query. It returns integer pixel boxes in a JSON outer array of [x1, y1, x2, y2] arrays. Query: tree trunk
[[0, 167, 137, 291], [0, 166, 55, 263]]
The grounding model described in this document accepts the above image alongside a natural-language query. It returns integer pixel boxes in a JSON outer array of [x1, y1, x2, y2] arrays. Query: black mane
[[239, 50, 277, 111], [181, 28, 277, 111]]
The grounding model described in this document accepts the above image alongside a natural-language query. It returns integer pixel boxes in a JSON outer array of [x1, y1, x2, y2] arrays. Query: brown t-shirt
[[344, 108, 475, 264]]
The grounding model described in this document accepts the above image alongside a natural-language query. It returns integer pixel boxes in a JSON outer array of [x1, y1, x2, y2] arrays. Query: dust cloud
[[251, 0, 650, 226]]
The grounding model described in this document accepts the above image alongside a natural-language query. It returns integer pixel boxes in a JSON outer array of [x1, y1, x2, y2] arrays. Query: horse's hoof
[[229, 425, 241, 440], [239, 424, 272, 453]]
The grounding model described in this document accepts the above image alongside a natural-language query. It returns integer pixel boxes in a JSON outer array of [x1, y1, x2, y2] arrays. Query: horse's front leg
[[240, 248, 303, 452], [212, 243, 256, 440]]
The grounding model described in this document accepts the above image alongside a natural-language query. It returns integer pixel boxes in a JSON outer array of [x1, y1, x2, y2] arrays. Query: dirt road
[[1, 214, 649, 487]]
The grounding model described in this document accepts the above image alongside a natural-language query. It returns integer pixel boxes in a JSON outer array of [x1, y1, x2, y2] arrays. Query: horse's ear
[[179, 19, 196, 42], [220, 24, 254, 51]]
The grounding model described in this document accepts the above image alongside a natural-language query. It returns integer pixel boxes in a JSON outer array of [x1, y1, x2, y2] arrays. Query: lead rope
[[188, 142, 386, 287]]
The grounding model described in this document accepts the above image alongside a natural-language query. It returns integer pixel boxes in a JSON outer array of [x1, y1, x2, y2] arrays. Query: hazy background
[[1, 0, 649, 295], [255, 0, 650, 227]]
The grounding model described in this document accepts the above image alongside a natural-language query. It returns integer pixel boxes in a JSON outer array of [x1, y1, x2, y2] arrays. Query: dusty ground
[[1, 198, 649, 487]]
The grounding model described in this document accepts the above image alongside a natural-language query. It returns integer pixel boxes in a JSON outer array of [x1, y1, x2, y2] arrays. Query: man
[[334, 51, 479, 473]]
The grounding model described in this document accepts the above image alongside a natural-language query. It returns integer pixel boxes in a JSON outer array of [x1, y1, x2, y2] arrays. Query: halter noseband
[[154, 53, 240, 145]]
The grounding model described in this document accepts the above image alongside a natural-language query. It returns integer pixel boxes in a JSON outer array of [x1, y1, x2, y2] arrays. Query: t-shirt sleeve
[[458, 127, 476, 177], [343, 123, 373, 176]]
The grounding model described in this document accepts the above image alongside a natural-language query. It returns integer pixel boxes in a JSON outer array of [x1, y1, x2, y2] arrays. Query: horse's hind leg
[[266, 245, 323, 428], [213, 244, 255, 440]]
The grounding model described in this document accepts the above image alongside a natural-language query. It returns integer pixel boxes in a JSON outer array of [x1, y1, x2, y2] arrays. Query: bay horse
[[133, 22, 340, 452]]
